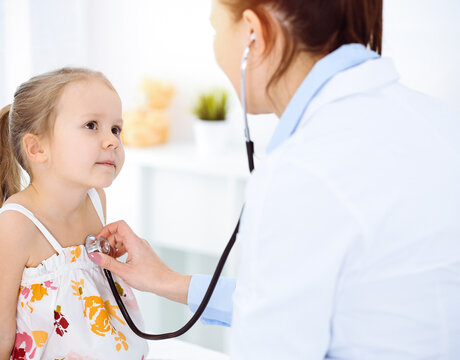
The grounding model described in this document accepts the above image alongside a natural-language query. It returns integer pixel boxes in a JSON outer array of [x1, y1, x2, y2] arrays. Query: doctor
[[89, 0, 460, 358]]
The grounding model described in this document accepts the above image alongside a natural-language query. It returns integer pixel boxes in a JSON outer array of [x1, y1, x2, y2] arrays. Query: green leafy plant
[[192, 89, 229, 121]]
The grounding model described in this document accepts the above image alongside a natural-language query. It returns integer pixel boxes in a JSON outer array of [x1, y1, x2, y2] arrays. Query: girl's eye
[[112, 126, 122, 136], [85, 121, 97, 130]]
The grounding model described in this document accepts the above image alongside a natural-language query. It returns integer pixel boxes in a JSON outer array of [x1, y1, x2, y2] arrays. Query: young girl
[[0, 68, 148, 359]]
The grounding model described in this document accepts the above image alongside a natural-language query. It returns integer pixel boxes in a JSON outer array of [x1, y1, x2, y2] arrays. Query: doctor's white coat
[[231, 57, 460, 359]]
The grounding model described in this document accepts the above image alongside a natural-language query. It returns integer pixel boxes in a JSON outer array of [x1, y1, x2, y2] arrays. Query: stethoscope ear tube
[[246, 141, 255, 172], [104, 215, 241, 340]]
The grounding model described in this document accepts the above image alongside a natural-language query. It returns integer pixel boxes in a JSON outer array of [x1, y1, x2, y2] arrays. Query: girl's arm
[[0, 212, 31, 359]]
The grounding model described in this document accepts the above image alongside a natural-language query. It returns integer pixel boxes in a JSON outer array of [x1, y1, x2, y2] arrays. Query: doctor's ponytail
[[0, 105, 21, 206]]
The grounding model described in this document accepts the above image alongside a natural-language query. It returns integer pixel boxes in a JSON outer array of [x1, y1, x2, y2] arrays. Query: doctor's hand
[[88, 220, 191, 304]]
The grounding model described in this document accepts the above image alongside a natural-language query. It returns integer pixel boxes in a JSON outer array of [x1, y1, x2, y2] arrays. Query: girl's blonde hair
[[0, 67, 115, 206]]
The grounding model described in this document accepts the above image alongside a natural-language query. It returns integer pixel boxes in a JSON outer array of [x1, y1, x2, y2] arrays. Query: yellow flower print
[[82, 296, 128, 351], [30, 284, 48, 302], [114, 330, 129, 351], [83, 296, 125, 336], [71, 246, 82, 262], [72, 279, 85, 300], [20, 301, 34, 313], [32, 330, 48, 348], [19, 282, 57, 314]]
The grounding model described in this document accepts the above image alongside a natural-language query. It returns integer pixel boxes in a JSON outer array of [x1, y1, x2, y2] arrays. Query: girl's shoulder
[[0, 193, 43, 251], [0, 209, 37, 269]]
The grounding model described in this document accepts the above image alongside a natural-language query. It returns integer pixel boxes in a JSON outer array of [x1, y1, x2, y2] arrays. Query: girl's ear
[[23, 134, 48, 164]]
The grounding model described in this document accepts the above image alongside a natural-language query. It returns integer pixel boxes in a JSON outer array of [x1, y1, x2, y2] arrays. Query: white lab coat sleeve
[[187, 274, 236, 327], [231, 157, 362, 359]]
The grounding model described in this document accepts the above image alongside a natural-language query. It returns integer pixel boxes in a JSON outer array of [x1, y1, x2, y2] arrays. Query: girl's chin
[[89, 177, 115, 189], [97, 180, 114, 189]]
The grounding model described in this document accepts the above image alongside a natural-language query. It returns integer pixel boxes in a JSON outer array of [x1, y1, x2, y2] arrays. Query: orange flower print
[[71, 246, 82, 262], [72, 279, 85, 300], [32, 330, 48, 348], [30, 284, 48, 302], [19, 281, 58, 313], [83, 296, 125, 335], [20, 287, 33, 313], [82, 296, 128, 351], [114, 330, 128, 352]]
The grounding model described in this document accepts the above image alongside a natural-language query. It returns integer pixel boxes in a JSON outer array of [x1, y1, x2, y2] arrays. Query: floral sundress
[[0, 188, 148, 359]]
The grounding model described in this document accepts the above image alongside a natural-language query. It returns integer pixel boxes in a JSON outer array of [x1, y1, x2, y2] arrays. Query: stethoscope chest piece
[[85, 235, 112, 256]]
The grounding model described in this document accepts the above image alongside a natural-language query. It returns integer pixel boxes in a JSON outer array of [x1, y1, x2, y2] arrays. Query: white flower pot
[[193, 118, 228, 157]]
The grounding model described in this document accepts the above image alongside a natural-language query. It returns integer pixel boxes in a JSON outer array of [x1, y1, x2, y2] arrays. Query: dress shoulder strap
[[87, 188, 106, 226], [0, 204, 64, 255]]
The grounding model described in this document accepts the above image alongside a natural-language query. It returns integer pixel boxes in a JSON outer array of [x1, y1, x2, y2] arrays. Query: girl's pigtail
[[0, 105, 21, 206]]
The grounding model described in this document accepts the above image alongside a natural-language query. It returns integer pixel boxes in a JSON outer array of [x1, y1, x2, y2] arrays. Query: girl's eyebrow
[[80, 113, 123, 123]]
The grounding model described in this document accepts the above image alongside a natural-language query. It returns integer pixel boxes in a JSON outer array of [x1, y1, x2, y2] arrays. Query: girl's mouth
[[96, 161, 115, 168]]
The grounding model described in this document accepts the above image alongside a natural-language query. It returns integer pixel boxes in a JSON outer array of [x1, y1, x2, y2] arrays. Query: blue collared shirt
[[267, 43, 378, 153], [188, 275, 236, 327]]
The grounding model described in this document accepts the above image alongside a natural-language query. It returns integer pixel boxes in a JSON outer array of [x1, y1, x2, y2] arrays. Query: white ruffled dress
[[0, 188, 148, 360]]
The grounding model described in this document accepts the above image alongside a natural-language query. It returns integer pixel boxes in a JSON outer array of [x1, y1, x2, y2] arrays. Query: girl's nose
[[102, 132, 121, 150]]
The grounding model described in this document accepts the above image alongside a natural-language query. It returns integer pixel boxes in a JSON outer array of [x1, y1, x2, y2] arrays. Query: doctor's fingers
[[107, 233, 155, 263], [88, 251, 130, 278], [107, 231, 148, 257], [104, 233, 127, 258], [97, 220, 138, 242], [113, 244, 127, 259]]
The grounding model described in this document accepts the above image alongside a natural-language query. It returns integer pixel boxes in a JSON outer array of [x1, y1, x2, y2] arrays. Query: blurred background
[[1, 0, 459, 355]]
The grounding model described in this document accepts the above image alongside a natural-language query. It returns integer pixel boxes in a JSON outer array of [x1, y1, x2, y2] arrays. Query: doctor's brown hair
[[221, 0, 382, 91], [0, 68, 115, 206]]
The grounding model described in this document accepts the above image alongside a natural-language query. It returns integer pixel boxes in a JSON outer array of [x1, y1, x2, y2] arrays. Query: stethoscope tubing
[[104, 37, 256, 339], [104, 215, 241, 339]]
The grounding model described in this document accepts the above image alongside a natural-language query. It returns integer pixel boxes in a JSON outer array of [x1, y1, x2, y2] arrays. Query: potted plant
[[192, 89, 230, 156]]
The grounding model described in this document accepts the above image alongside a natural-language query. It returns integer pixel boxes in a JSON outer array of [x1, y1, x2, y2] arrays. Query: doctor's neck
[[268, 51, 324, 118]]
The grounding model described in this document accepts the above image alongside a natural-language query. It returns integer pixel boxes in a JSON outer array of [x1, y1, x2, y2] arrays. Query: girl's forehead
[[60, 78, 115, 99], [56, 79, 120, 116]]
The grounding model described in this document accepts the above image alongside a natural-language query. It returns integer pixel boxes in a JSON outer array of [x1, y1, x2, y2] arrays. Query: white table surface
[[147, 339, 230, 360]]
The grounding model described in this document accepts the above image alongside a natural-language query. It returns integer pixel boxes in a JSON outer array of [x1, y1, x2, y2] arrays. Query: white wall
[[1, 0, 459, 149], [383, 0, 460, 114], [83, 0, 234, 144], [1, 0, 31, 101]]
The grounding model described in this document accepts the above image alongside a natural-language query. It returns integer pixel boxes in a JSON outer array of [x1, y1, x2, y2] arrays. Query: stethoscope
[[85, 33, 257, 340]]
